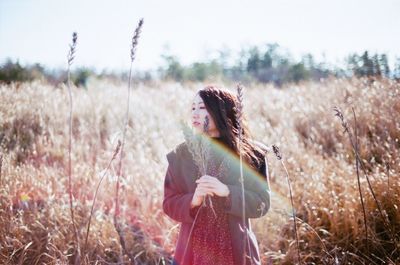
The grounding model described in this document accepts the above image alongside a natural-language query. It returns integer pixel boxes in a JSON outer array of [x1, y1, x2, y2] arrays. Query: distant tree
[[379, 54, 390, 77], [161, 55, 184, 81], [347, 53, 361, 76], [261, 44, 275, 69], [263, 43, 280, 67], [288, 63, 309, 83], [244, 43, 300, 85], [303, 54, 330, 80], [301, 54, 315, 70], [187, 62, 208, 81], [346, 51, 391, 79], [0, 59, 33, 83], [30, 63, 46, 80], [394, 58, 400, 80], [246, 47, 262, 75], [72, 67, 93, 87], [207, 60, 223, 80], [361, 51, 374, 76], [372, 54, 382, 76]]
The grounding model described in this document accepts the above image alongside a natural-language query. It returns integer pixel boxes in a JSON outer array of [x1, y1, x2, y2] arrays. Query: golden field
[[0, 77, 399, 264]]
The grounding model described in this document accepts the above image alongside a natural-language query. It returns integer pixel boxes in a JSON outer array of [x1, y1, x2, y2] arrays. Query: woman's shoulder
[[247, 140, 271, 177], [166, 141, 189, 164]]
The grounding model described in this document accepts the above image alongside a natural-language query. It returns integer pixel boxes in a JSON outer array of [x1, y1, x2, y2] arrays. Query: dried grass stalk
[[84, 140, 121, 257], [272, 144, 301, 265], [333, 106, 397, 250], [66, 31, 81, 265], [236, 83, 250, 265], [114, 18, 144, 263], [0, 154, 3, 186]]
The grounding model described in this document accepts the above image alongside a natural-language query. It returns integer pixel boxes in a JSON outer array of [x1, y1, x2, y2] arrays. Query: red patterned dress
[[189, 143, 235, 265]]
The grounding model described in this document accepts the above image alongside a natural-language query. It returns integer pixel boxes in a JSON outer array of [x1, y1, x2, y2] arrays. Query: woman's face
[[191, 93, 220, 137]]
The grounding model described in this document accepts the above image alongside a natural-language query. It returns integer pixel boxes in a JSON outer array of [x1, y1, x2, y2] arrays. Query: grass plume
[[333, 106, 397, 253], [334, 106, 369, 250], [236, 83, 250, 265], [272, 144, 301, 265], [66, 31, 81, 265], [236, 83, 263, 264], [114, 18, 144, 263]]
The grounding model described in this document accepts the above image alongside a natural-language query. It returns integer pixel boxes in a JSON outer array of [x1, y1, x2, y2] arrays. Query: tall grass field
[[0, 77, 399, 264]]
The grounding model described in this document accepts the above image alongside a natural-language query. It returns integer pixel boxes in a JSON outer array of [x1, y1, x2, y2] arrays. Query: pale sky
[[1, 0, 399, 72]]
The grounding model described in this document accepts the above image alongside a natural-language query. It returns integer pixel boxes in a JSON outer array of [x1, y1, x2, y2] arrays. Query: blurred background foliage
[[2, 43, 400, 87]]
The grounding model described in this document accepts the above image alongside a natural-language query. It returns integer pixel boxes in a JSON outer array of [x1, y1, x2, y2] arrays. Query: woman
[[163, 85, 271, 265]]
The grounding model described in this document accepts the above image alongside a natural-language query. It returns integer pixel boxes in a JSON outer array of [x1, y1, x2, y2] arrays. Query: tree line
[[159, 44, 400, 85], [1, 43, 400, 86]]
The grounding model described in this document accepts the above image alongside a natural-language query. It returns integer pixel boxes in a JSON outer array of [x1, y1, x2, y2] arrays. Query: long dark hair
[[198, 85, 264, 169]]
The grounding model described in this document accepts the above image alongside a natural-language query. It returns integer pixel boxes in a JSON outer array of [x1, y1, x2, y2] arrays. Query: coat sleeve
[[162, 151, 196, 224], [223, 154, 271, 219]]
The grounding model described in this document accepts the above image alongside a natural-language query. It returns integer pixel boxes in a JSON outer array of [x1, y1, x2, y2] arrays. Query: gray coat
[[163, 141, 271, 265]]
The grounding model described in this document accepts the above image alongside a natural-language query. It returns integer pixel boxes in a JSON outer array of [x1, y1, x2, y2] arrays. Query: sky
[[1, 0, 399, 72]]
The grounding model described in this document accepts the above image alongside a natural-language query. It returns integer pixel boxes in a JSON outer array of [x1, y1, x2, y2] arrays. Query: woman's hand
[[191, 175, 230, 208], [191, 184, 212, 208], [196, 175, 230, 197]]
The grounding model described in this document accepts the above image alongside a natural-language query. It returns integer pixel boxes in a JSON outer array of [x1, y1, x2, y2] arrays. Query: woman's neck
[[208, 132, 220, 138]]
